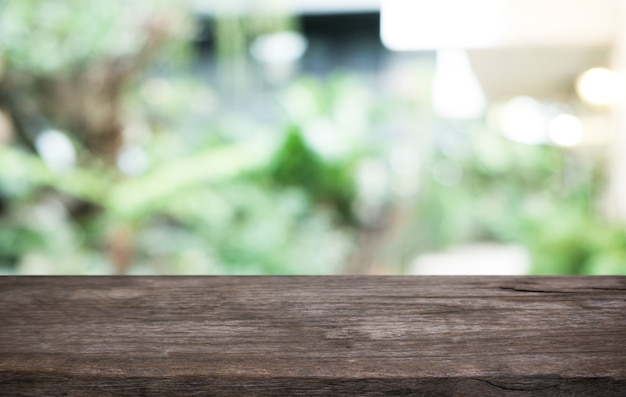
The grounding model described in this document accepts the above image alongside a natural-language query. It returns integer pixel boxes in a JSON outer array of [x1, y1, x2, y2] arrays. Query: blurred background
[[1, 0, 625, 275]]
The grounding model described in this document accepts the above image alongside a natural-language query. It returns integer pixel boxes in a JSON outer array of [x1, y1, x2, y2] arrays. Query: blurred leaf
[[269, 125, 324, 193], [108, 141, 271, 219], [268, 125, 356, 223], [0, 147, 111, 203]]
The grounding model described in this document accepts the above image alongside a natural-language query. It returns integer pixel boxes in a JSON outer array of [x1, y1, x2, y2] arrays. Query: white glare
[[576, 68, 620, 107], [411, 244, 530, 275], [381, 0, 507, 50], [250, 31, 307, 64], [548, 114, 584, 147], [499, 97, 549, 145], [35, 129, 76, 170], [433, 50, 486, 119]]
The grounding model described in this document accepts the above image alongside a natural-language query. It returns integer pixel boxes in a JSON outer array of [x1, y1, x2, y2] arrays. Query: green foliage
[[269, 125, 324, 192], [0, 1, 359, 275], [108, 142, 271, 220], [0, 1, 135, 73], [524, 208, 626, 275], [318, 161, 356, 224], [268, 125, 356, 223], [412, 121, 626, 275], [0, 222, 44, 267], [0, 135, 354, 274], [160, 183, 352, 274], [0, 0, 190, 74], [1, 0, 623, 276]]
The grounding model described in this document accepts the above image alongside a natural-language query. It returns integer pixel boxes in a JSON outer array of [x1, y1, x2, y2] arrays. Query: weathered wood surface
[[1, 276, 625, 396]]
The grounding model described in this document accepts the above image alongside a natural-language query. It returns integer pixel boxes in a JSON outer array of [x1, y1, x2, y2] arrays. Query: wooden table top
[[1, 276, 625, 396]]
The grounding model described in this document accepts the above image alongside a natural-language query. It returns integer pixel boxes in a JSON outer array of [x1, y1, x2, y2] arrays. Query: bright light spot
[[548, 114, 584, 147], [433, 50, 486, 119], [250, 31, 307, 64], [381, 0, 507, 50], [499, 97, 549, 145], [117, 145, 150, 176], [576, 67, 620, 106], [35, 129, 76, 170], [411, 244, 530, 275]]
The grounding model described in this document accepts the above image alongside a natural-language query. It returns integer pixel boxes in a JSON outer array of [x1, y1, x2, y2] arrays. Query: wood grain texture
[[1, 276, 625, 396]]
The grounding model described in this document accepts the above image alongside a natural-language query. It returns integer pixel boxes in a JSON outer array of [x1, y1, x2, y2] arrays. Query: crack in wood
[[478, 378, 559, 392], [498, 286, 576, 294]]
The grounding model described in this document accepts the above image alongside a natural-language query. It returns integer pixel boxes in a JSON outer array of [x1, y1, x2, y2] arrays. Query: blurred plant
[[0, 126, 355, 274], [268, 125, 356, 224], [408, 118, 626, 275], [0, 0, 192, 162], [212, 0, 300, 96], [522, 204, 626, 275], [0, 0, 623, 276], [0, 2, 376, 275]]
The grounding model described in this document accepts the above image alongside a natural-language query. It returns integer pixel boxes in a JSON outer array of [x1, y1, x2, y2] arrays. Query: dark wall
[[193, 12, 388, 74]]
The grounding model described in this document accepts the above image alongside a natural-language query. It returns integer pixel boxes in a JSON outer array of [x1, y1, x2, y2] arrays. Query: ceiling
[[468, 45, 611, 102], [381, 0, 623, 101]]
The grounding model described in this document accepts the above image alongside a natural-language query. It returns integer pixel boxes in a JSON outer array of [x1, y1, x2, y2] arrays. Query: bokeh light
[[548, 114, 584, 147], [576, 67, 620, 107], [499, 97, 549, 145]]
